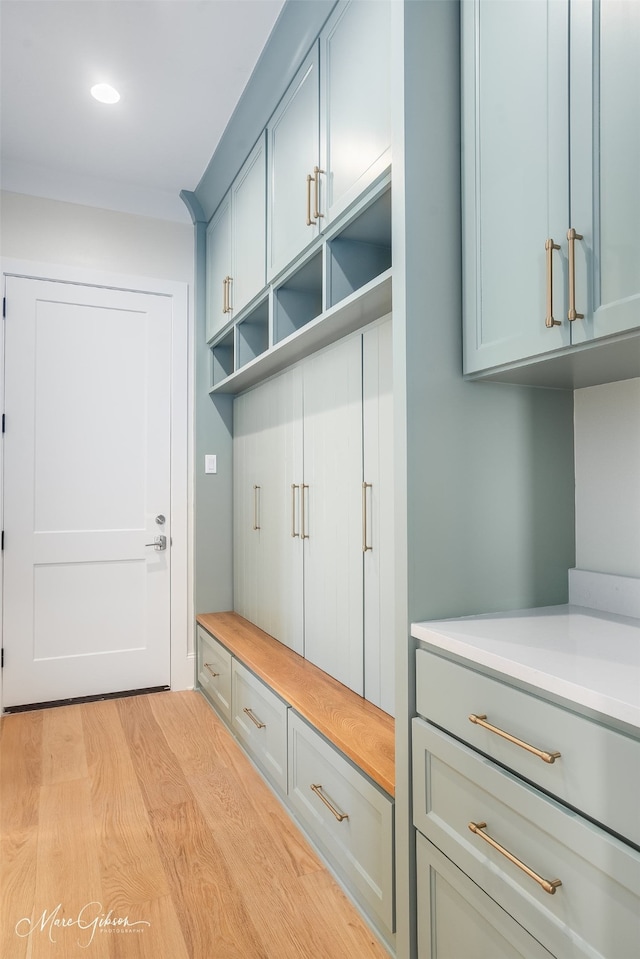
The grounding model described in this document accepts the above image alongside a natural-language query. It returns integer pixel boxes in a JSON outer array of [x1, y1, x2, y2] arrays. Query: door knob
[[145, 535, 167, 551]]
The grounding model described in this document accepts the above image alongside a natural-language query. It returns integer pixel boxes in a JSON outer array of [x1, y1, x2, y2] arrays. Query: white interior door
[[2, 276, 172, 707]]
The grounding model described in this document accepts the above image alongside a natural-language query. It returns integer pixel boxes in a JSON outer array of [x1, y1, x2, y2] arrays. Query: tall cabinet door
[[362, 317, 394, 716], [256, 367, 304, 655], [205, 193, 232, 342], [320, 0, 391, 226], [570, 0, 640, 344], [267, 44, 320, 281], [233, 383, 270, 625], [303, 335, 364, 695], [231, 133, 267, 316], [462, 0, 570, 373]]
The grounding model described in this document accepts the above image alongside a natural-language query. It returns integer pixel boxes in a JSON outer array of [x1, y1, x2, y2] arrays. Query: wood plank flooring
[[0, 690, 390, 959]]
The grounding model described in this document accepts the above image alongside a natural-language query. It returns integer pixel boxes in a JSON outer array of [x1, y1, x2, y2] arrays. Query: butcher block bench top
[[196, 611, 395, 796]]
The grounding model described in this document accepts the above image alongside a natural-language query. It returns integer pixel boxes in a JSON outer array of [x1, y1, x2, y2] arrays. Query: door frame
[[0, 258, 193, 713]]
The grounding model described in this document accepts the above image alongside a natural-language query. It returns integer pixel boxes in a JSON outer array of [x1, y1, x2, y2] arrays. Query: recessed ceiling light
[[90, 83, 120, 105]]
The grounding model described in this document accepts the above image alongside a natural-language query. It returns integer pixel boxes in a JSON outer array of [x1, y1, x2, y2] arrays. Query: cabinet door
[[570, 0, 640, 344], [320, 0, 391, 226], [417, 834, 554, 959], [205, 192, 232, 342], [462, 0, 570, 374], [255, 367, 304, 655], [231, 132, 267, 316], [267, 44, 320, 282], [362, 317, 394, 715], [303, 334, 364, 695], [233, 383, 269, 625]]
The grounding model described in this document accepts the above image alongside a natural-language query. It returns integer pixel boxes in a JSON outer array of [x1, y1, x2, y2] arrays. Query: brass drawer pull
[[313, 166, 324, 220], [301, 484, 309, 539], [253, 484, 261, 531], [362, 482, 373, 552], [468, 821, 562, 895], [544, 237, 561, 328], [310, 784, 349, 822], [306, 173, 315, 226], [291, 483, 300, 537], [243, 707, 266, 729], [468, 714, 561, 764], [203, 663, 220, 679], [567, 227, 584, 322]]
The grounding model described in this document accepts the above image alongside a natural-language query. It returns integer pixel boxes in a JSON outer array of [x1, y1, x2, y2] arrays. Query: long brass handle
[[306, 174, 315, 226], [243, 707, 266, 729], [223, 276, 228, 314], [253, 484, 260, 531], [545, 238, 561, 328], [469, 714, 561, 764], [310, 784, 348, 822], [313, 166, 324, 220], [204, 663, 220, 679], [362, 482, 372, 552], [468, 822, 562, 895], [567, 228, 584, 322], [291, 484, 300, 537], [226, 275, 233, 313], [301, 484, 309, 539]]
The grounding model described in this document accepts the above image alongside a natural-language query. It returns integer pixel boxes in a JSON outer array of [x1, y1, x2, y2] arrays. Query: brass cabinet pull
[[222, 276, 228, 314], [544, 238, 561, 328], [291, 483, 300, 537], [243, 707, 266, 729], [468, 821, 562, 895], [203, 663, 220, 679], [226, 275, 233, 313], [313, 166, 325, 220], [567, 228, 584, 322], [306, 174, 315, 226], [468, 714, 561, 764], [362, 482, 373, 552], [301, 484, 309, 539], [252, 484, 261, 531], [310, 784, 348, 822]]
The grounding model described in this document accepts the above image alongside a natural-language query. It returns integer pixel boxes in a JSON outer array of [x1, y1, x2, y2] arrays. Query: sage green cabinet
[[206, 134, 266, 342], [463, 0, 640, 381], [267, 1, 392, 283]]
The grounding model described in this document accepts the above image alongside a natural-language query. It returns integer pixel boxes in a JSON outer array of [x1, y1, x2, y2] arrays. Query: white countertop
[[411, 603, 640, 730]]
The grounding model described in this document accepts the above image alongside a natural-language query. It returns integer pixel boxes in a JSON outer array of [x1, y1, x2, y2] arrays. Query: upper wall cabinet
[[206, 133, 266, 342], [462, 0, 640, 388], [267, 0, 391, 282]]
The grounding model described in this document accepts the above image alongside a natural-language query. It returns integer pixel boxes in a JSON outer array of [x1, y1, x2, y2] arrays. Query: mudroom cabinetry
[[233, 318, 393, 714], [462, 0, 640, 386]]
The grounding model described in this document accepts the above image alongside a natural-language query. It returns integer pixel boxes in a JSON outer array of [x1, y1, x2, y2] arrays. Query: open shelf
[[327, 188, 392, 309], [273, 249, 323, 344], [236, 296, 269, 369], [210, 269, 392, 395], [211, 328, 235, 386]]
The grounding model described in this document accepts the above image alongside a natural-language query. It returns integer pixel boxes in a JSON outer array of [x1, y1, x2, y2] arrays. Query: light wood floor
[[1, 690, 390, 959]]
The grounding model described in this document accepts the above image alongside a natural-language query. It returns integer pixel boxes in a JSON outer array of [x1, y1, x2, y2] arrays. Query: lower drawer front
[[416, 833, 554, 959], [231, 660, 288, 793], [288, 712, 394, 934], [413, 718, 640, 959], [197, 626, 232, 722], [416, 648, 640, 846]]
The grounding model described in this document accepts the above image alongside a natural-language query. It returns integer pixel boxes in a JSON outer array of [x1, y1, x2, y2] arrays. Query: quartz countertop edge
[[411, 604, 640, 732]]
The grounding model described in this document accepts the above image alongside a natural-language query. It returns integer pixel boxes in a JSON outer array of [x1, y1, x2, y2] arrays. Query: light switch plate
[[204, 454, 217, 474]]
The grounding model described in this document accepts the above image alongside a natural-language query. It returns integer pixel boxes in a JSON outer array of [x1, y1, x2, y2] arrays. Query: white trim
[[0, 257, 194, 711]]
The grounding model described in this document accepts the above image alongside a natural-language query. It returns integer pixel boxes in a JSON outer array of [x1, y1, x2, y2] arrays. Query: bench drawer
[[231, 659, 288, 793], [413, 718, 640, 959], [197, 625, 232, 722], [416, 648, 640, 845], [287, 711, 394, 934]]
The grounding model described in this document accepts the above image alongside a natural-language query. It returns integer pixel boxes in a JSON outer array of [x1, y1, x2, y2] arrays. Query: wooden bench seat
[[196, 612, 395, 796]]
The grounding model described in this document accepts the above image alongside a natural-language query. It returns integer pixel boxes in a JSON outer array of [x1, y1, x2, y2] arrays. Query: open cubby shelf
[[207, 178, 392, 395]]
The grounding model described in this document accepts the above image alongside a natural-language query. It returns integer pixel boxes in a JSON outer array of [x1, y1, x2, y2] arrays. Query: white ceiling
[[0, 0, 286, 222]]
